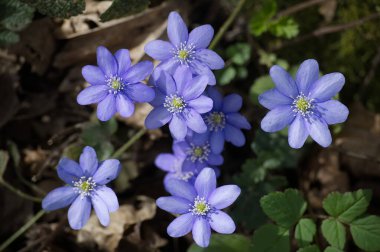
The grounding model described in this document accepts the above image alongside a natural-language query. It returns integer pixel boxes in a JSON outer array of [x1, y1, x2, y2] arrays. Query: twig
[[363, 45, 380, 87], [111, 128, 147, 159], [0, 179, 42, 202], [276, 0, 330, 18]]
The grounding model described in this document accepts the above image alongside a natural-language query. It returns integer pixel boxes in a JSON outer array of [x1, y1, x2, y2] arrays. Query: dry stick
[[276, 0, 330, 18]]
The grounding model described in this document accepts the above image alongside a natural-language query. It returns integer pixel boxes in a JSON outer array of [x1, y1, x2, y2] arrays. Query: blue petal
[[260, 105, 294, 132], [224, 124, 245, 147], [116, 94, 134, 117], [57, 158, 83, 185], [270, 65, 298, 98], [209, 211, 236, 234], [92, 159, 121, 185], [156, 196, 191, 214], [169, 114, 187, 140], [222, 94, 242, 113], [91, 192, 110, 226], [145, 105, 172, 129], [42, 186, 77, 211], [77, 85, 109, 105], [173, 66, 192, 94], [208, 153, 223, 166], [194, 168, 216, 198], [188, 95, 213, 114], [79, 146, 98, 177], [122, 61, 153, 83], [114, 49, 131, 76], [150, 88, 166, 107], [288, 115, 309, 149], [190, 60, 216, 85], [188, 25, 214, 49], [258, 88, 293, 110], [208, 185, 241, 209], [183, 109, 207, 133], [68, 196, 92, 230], [97, 46, 118, 76], [125, 82, 155, 103], [167, 11, 188, 46], [182, 75, 209, 100], [155, 71, 177, 95], [197, 49, 224, 70], [82, 65, 105, 85], [309, 73, 345, 102], [155, 153, 177, 172], [192, 218, 211, 248], [97, 93, 117, 121], [210, 131, 225, 154], [226, 113, 251, 130], [296, 59, 319, 95], [307, 117, 332, 147], [207, 87, 223, 110], [156, 58, 180, 75], [167, 213, 194, 237], [144, 40, 174, 61], [95, 186, 119, 212], [317, 100, 349, 125], [165, 179, 197, 201]]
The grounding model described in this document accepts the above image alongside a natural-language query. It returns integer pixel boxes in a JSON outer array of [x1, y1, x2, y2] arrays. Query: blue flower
[[42, 146, 121, 230], [259, 59, 349, 148], [144, 11, 224, 85], [77, 46, 154, 121], [205, 87, 251, 154], [145, 66, 213, 140], [156, 168, 241, 247]]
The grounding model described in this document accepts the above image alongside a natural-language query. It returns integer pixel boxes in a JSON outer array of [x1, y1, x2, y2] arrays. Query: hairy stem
[[111, 128, 147, 159]]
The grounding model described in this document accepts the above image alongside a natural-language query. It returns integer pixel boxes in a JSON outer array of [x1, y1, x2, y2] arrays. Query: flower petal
[[92, 159, 121, 185], [194, 168, 216, 198], [155, 70, 177, 94], [79, 147, 98, 177], [145, 105, 172, 129], [150, 89, 166, 107], [226, 113, 251, 130], [123, 61, 153, 83], [144, 40, 174, 61], [197, 49, 224, 69], [82, 65, 105, 85], [288, 115, 309, 149], [116, 94, 134, 117], [166, 179, 197, 201], [270, 65, 298, 98], [97, 93, 117, 121], [296, 59, 319, 94], [157, 59, 180, 74], [209, 211, 236, 234], [173, 66, 192, 94], [77, 85, 109, 105], [167, 11, 188, 46], [155, 153, 177, 172], [183, 109, 207, 133], [156, 196, 191, 214], [91, 193, 110, 226], [182, 75, 209, 100], [169, 114, 187, 140], [258, 88, 293, 110], [208, 153, 223, 166], [307, 117, 332, 147], [208, 185, 241, 209], [68, 196, 92, 230], [317, 100, 349, 125], [207, 87, 223, 110], [309, 73, 345, 102], [224, 124, 245, 147], [42, 186, 77, 211], [115, 49, 131, 76], [125, 83, 155, 103], [188, 24, 214, 49], [188, 95, 213, 114], [261, 105, 294, 132], [95, 186, 119, 212], [190, 60, 216, 85], [210, 131, 225, 154], [97, 46, 118, 76], [222, 94, 242, 113], [192, 218, 211, 248], [57, 158, 83, 185], [167, 213, 194, 237]]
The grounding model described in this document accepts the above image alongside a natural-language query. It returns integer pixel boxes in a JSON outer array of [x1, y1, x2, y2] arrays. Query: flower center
[[172, 42, 195, 65], [293, 94, 314, 117], [164, 94, 186, 113], [73, 177, 96, 198], [178, 50, 189, 60], [106, 76, 125, 94], [187, 143, 210, 163], [190, 196, 211, 216], [205, 111, 226, 131]]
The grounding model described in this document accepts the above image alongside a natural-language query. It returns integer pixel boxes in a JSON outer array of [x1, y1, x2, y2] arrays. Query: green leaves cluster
[[22, 0, 85, 18], [100, 0, 150, 22]]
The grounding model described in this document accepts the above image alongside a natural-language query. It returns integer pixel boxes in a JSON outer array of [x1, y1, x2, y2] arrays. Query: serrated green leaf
[[250, 75, 275, 104], [100, 0, 150, 22], [260, 189, 307, 228], [350, 215, 380, 251], [0, 150, 9, 179], [226, 43, 251, 65], [252, 224, 289, 252], [22, 0, 85, 18], [324, 247, 343, 252], [218, 67, 236, 85], [187, 234, 251, 252], [322, 189, 372, 223], [297, 245, 320, 252], [321, 219, 346, 249], [249, 0, 277, 37], [295, 218, 316, 247], [0, 29, 19, 46], [268, 17, 299, 39], [0, 0, 34, 31]]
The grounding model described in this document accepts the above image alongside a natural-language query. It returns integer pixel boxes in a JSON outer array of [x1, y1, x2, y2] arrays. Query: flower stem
[[111, 128, 147, 159], [0, 179, 43, 203], [209, 0, 247, 50], [0, 209, 45, 251]]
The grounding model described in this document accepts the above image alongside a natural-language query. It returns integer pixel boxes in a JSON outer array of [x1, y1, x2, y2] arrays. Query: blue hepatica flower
[[145, 66, 213, 140], [42, 146, 121, 230], [205, 87, 251, 154], [156, 168, 241, 247], [144, 11, 224, 85], [77, 46, 154, 121], [259, 59, 349, 148]]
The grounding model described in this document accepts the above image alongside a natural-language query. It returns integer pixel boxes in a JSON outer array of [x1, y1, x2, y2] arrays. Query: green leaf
[[226, 43, 251, 66], [251, 224, 289, 252], [0, 0, 34, 31], [324, 247, 343, 252], [22, 0, 85, 18], [218, 67, 236, 85], [350, 215, 380, 251], [268, 17, 299, 39], [295, 218, 317, 247], [297, 245, 320, 252], [249, 0, 277, 37], [321, 219, 346, 249], [237, 67, 248, 79], [260, 189, 307, 228], [0, 150, 9, 180], [100, 0, 150, 22], [187, 234, 251, 252], [0, 29, 19, 46], [250, 75, 274, 104], [322, 189, 372, 223]]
